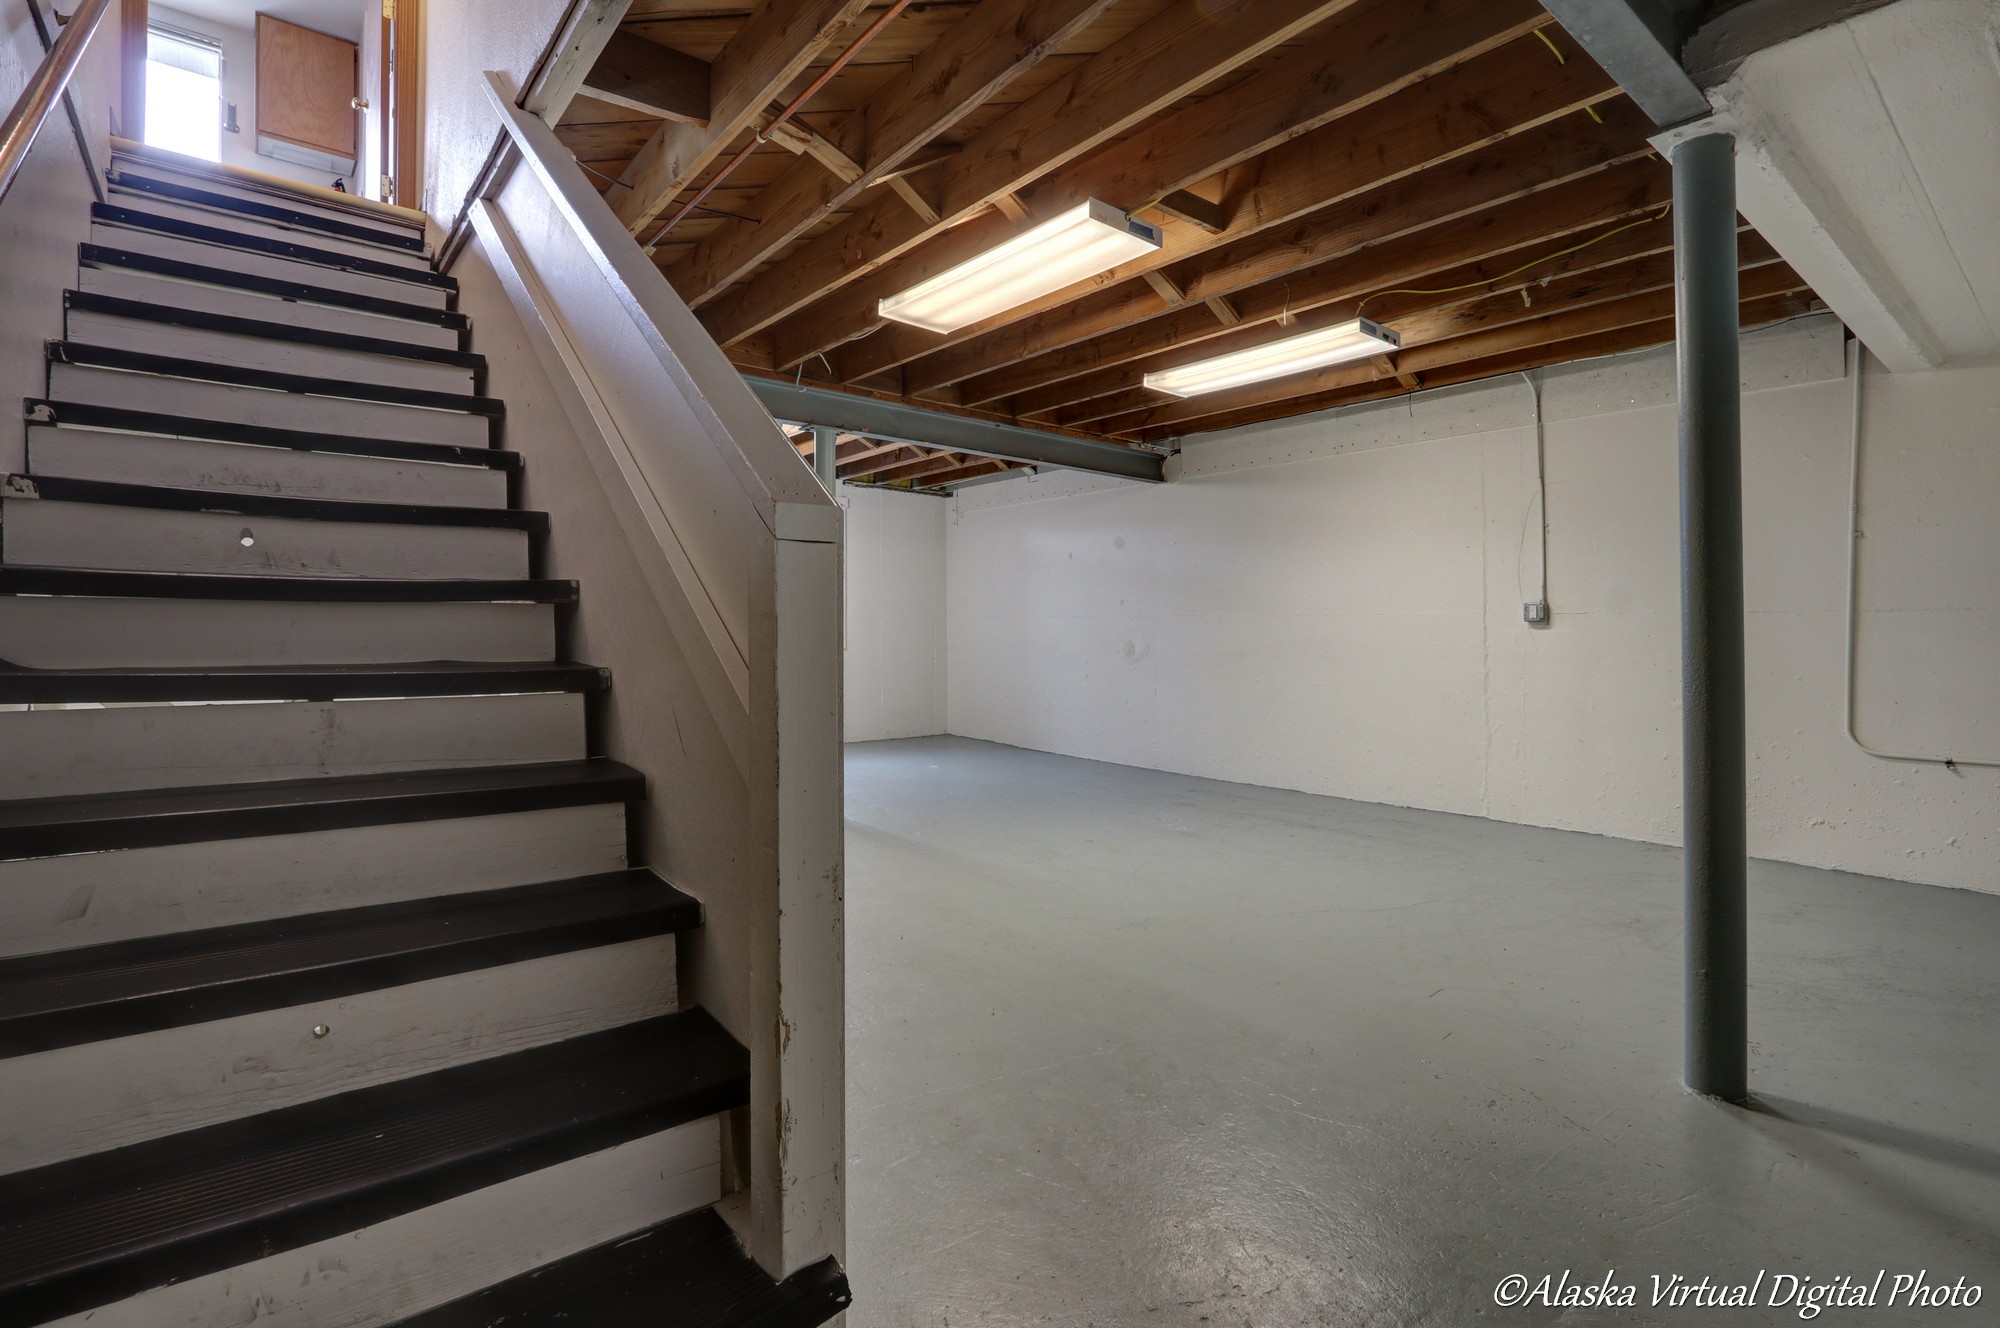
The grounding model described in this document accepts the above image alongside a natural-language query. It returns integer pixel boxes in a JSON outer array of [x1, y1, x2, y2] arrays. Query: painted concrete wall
[[945, 315, 2000, 894], [841, 485, 948, 742]]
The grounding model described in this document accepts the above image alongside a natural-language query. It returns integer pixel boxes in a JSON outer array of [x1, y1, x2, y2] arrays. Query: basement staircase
[[0, 146, 851, 1327]]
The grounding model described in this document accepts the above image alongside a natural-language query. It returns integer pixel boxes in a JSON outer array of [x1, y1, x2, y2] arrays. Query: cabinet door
[[256, 14, 358, 165]]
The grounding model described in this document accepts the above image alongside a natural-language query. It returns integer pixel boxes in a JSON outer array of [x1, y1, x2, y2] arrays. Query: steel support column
[[812, 424, 838, 492], [1673, 130, 1748, 1103]]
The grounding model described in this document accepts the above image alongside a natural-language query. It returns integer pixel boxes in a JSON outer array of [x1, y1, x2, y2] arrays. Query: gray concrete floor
[[842, 737, 2000, 1327]]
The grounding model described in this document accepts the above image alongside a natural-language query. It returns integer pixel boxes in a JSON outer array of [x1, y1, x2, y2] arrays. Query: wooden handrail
[[0, 0, 117, 207]]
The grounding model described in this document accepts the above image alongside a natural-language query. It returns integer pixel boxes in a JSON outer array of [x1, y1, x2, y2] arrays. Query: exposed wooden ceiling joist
[[694, 0, 1371, 347], [583, 30, 713, 122], [610, 0, 876, 234]]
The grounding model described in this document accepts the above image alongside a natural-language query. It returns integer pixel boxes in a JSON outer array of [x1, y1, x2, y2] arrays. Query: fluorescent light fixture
[[879, 200, 1163, 333], [1143, 318, 1402, 397]]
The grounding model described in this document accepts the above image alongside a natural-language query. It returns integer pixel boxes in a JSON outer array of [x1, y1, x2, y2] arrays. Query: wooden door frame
[[120, 0, 147, 141], [389, 0, 421, 209]]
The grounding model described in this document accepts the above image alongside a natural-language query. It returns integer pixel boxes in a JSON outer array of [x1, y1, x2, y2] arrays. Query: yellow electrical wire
[[1535, 27, 1605, 123], [1355, 202, 1673, 319]]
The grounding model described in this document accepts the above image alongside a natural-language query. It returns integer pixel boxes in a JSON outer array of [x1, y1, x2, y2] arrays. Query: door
[[255, 14, 359, 178], [358, 4, 386, 198]]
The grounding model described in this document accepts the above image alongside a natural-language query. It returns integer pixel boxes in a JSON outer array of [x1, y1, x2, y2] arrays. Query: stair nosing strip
[[0, 758, 640, 860], [49, 342, 504, 418], [0, 869, 699, 1058], [0, 1011, 746, 1323], [0, 660, 609, 704], [80, 244, 469, 329], [92, 203, 457, 292], [107, 173, 430, 254], [0, 565, 575, 604], [65, 291, 483, 370], [24, 399, 519, 470], [6, 472, 545, 533]]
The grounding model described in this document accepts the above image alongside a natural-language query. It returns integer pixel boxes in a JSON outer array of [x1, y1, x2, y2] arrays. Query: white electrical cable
[[1841, 338, 1999, 768]]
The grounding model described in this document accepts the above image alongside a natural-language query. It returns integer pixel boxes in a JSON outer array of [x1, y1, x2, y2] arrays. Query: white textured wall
[[946, 316, 2000, 894], [841, 484, 946, 742], [418, 0, 569, 228]]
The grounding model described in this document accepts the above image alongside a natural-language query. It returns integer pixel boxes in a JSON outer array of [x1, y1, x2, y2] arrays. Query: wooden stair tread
[[391, 1207, 852, 1328], [0, 659, 607, 704], [0, 1011, 748, 1323], [66, 290, 483, 369], [0, 565, 575, 603], [79, 245, 468, 328], [4, 472, 545, 533], [25, 399, 518, 470], [92, 202, 454, 291], [107, 172, 430, 254], [0, 869, 697, 1057], [0, 758, 642, 860], [47, 342, 504, 418]]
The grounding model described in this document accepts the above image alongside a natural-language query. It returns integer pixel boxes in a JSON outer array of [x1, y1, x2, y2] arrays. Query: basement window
[[145, 24, 225, 161]]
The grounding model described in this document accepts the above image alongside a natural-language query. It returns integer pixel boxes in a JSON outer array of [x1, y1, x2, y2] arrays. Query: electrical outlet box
[[1523, 601, 1549, 624]]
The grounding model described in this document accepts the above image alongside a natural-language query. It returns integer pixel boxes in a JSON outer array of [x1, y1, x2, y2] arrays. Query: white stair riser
[[0, 596, 554, 669], [90, 222, 451, 309], [49, 364, 491, 449], [108, 161, 426, 246], [0, 802, 628, 958], [107, 191, 435, 271], [78, 263, 460, 349], [0, 693, 585, 800], [3, 497, 528, 580], [66, 309, 474, 395], [0, 935, 677, 1173], [41, 1120, 720, 1328], [26, 426, 508, 508]]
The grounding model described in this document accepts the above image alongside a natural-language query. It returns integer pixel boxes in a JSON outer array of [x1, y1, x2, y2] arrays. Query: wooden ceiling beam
[[1135, 290, 1823, 443], [1054, 235, 1782, 427], [609, 0, 876, 235], [835, 439, 918, 475], [1094, 263, 1808, 436], [582, 31, 712, 124], [776, 1, 1577, 376], [694, 0, 1374, 347], [916, 458, 1014, 488], [665, 0, 1121, 307], [866, 450, 983, 484], [832, 31, 1627, 385], [997, 168, 1681, 416], [992, 159, 1680, 412]]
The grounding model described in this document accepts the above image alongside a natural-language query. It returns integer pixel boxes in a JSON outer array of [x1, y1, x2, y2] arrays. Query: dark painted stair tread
[[0, 869, 699, 1057], [25, 399, 519, 469], [79, 244, 468, 329], [66, 290, 484, 369], [5, 472, 546, 532], [108, 171, 429, 253], [48, 342, 505, 417], [0, 659, 609, 704], [0, 758, 643, 860], [0, 1011, 749, 1324], [392, 1207, 852, 1328], [92, 202, 456, 291], [0, 566, 576, 602]]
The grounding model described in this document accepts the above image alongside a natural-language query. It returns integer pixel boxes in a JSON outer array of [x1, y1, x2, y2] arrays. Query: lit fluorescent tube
[[878, 200, 1163, 333], [1142, 318, 1402, 397]]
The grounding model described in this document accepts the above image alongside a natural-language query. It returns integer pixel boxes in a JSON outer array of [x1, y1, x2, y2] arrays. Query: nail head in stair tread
[[6, 472, 546, 532], [0, 869, 699, 1057], [0, 759, 643, 860], [108, 173, 430, 253], [48, 343, 504, 417], [65, 291, 484, 370], [92, 203, 457, 292], [389, 1208, 852, 1328], [0, 660, 609, 705], [24, 400, 520, 469], [80, 245, 470, 328], [0, 1010, 748, 1324]]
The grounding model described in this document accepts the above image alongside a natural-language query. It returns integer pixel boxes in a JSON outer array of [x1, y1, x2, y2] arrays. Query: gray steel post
[[1672, 131, 1748, 1103], [812, 424, 839, 492]]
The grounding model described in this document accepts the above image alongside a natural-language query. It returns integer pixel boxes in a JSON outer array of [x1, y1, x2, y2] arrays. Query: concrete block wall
[[860, 314, 2000, 894]]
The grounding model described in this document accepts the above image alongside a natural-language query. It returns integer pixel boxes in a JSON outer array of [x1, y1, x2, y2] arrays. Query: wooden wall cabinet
[[256, 14, 359, 175]]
